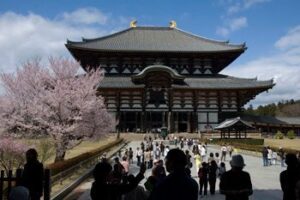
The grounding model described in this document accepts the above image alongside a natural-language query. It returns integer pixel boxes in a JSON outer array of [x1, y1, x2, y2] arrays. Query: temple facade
[[66, 22, 274, 133]]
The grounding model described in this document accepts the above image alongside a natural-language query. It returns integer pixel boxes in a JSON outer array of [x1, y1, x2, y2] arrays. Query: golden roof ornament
[[130, 20, 137, 28], [169, 20, 177, 28]]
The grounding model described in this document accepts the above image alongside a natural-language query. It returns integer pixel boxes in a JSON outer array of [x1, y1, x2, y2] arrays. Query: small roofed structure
[[215, 117, 254, 138]]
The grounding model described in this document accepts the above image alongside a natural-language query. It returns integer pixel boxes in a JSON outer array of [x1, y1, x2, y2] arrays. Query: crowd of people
[[6, 136, 300, 200], [89, 136, 256, 200]]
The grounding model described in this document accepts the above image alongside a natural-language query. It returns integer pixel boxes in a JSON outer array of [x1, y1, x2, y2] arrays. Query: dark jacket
[[280, 168, 299, 200], [21, 161, 44, 200], [149, 170, 198, 200], [90, 173, 144, 200], [220, 169, 253, 200]]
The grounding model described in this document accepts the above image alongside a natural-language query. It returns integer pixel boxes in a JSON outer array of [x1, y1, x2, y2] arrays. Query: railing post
[[7, 170, 13, 199], [0, 170, 4, 200], [15, 168, 23, 186], [44, 169, 50, 200]]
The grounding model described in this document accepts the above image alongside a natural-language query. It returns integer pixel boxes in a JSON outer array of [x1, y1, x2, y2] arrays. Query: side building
[[66, 22, 274, 133]]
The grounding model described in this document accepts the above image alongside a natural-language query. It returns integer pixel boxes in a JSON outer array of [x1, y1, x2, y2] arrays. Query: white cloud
[[217, 0, 270, 37], [275, 26, 300, 50], [0, 10, 129, 73], [226, 0, 271, 14], [230, 17, 247, 31], [216, 27, 230, 37], [60, 8, 109, 25], [216, 17, 248, 36], [222, 25, 300, 106]]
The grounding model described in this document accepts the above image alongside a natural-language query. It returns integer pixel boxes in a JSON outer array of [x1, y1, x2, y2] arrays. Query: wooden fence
[[0, 169, 50, 200]]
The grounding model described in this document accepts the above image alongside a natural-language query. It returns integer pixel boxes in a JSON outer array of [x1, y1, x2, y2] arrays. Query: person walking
[[220, 154, 253, 200], [149, 149, 198, 200]]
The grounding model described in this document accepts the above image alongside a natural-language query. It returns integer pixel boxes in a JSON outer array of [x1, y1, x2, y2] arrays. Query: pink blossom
[[0, 57, 114, 162], [0, 137, 28, 174]]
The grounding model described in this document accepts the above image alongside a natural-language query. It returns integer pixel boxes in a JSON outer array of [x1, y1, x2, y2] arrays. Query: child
[[218, 162, 226, 178]]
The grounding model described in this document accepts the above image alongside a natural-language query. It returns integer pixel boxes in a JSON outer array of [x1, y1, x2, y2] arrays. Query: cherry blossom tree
[[0, 58, 114, 162], [0, 137, 28, 174]]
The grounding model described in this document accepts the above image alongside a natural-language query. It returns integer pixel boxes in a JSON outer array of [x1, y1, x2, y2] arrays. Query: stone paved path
[[72, 141, 284, 200]]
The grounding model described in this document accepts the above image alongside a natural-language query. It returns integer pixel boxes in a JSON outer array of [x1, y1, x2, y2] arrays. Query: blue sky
[[0, 0, 300, 107]]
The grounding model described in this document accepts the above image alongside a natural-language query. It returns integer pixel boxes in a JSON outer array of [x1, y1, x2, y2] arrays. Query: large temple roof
[[97, 75, 274, 89], [66, 26, 246, 53]]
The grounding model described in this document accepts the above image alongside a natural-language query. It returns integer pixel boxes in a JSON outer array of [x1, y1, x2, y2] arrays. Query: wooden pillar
[[175, 112, 179, 133], [162, 111, 166, 127], [236, 91, 241, 113], [150, 112, 152, 131], [168, 111, 172, 132], [141, 112, 145, 132], [135, 112, 138, 132], [187, 112, 191, 133]]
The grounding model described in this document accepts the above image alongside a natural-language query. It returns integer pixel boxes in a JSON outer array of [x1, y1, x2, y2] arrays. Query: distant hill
[[245, 99, 300, 117]]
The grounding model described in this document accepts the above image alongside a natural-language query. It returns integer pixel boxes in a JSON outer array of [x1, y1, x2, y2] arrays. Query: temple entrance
[[178, 123, 187, 132], [176, 112, 188, 132], [119, 112, 140, 132], [146, 112, 164, 132]]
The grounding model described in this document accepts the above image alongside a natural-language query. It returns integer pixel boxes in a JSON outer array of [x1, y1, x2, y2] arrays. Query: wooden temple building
[[66, 21, 274, 133]]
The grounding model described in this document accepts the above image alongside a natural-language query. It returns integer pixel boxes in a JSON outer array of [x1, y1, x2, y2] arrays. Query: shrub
[[47, 138, 123, 176], [210, 138, 264, 146], [274, 131, 284, 139], [287, 130, 296, 139]]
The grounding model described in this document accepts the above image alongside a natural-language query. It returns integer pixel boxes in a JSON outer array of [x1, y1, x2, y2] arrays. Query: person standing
[[208, 153, 215, 164], [280, 153, 300, 200], [208, 160, 218, 195], [91, 161, 146, 200], [278, 147, 285, 167], [21, 149, 44, 200], [198, 162, 209, 197], [227, 145, 233, 157], [194, 151, 202, 174], [218, 162, 226, 179], [144, 148, 151, 169], [121, 156, 129, 175], [220, 145, 227, 162], [136, 147, 142, 166], [128, 147, 134, 164], [262, 147, 268, 167], [220, 154, 253, 200], [200, 145, 207, 162], [160, 142, 165, 157], [267, 146, 273, 166], [149, 149, 198, 200], [215, 152, 220, 165]]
